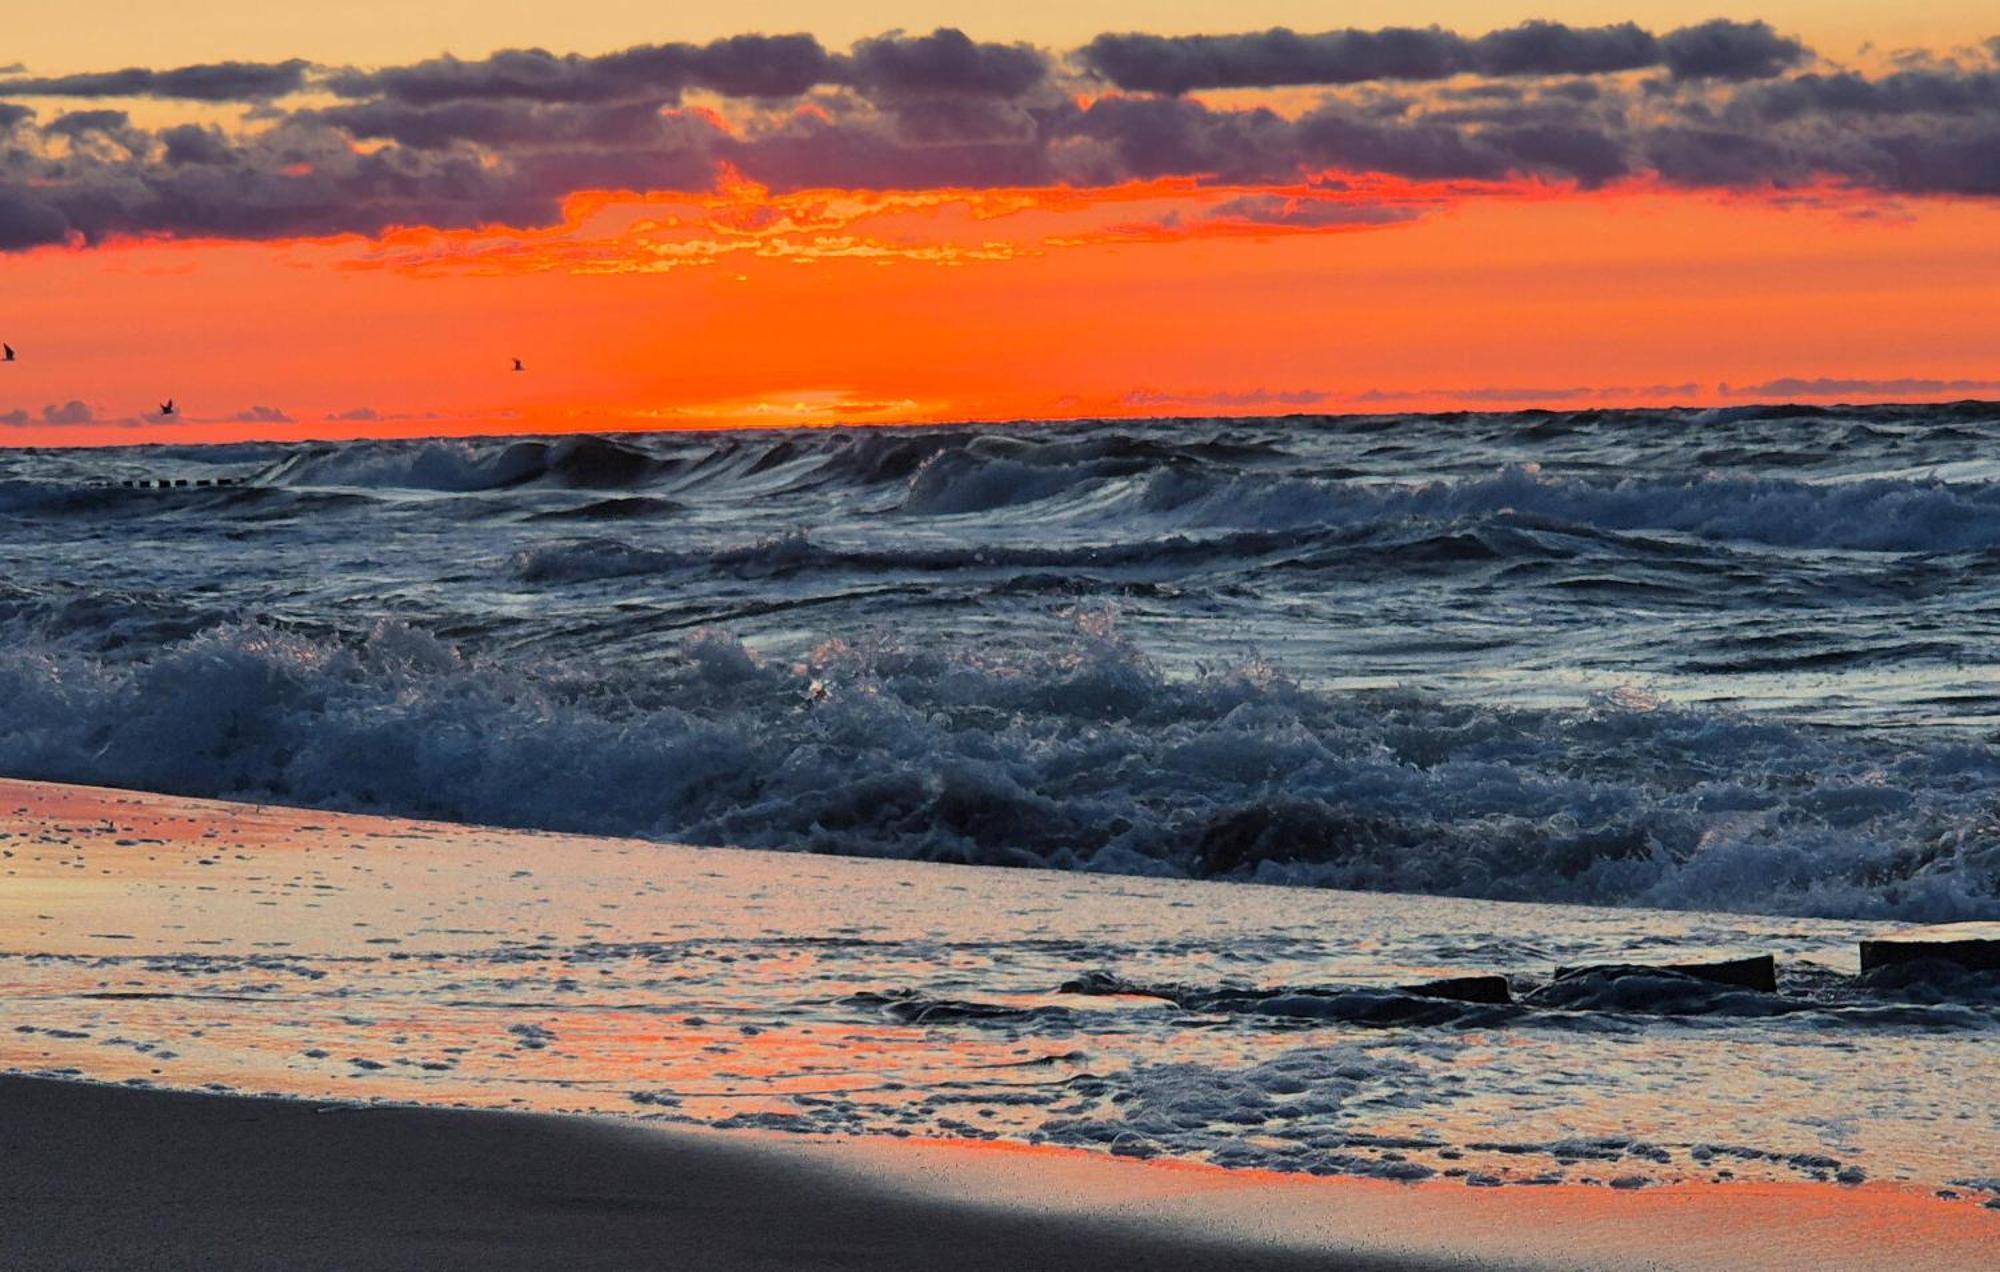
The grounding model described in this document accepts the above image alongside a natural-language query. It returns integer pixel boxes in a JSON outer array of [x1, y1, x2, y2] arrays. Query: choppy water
[[4, 403, 2000, 919]]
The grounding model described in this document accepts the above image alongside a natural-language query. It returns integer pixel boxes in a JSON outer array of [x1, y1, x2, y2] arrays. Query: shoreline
[[0, 1074, 1457, 1272], [5, 1073, 1994, 1272], [4, 775, 1997, 1269], [0, 770, 1908, 929]]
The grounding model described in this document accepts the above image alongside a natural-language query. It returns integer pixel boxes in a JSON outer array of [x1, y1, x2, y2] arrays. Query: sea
[[3, 404, 1999, 1201], [4, 403, 1999, 920]]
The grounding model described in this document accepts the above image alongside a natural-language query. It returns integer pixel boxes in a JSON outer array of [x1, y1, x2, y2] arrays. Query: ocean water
[[3, 403, 2000, 920]]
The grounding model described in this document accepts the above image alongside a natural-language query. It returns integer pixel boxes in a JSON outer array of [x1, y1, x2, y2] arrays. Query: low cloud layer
[[1077, 20, 1808, 94], [1722, 375, 2000, 398], [0, 59, 310, 101], [0, 20, 1996, 250]]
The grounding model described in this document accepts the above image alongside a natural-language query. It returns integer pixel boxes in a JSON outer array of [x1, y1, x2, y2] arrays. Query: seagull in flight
[[2, 344, 14, 362], [159, 399, 175, 417], [512, 357, 525, 372]]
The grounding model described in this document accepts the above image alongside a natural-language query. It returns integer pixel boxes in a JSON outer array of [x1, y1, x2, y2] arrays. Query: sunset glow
[[2, 9, 1997, 442], [10, 10, 2000, 1270]]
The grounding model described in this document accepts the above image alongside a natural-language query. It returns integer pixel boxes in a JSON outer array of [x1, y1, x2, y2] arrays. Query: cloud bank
[[0, 20, 1996, 249], [1075, 20, 1808, 93]]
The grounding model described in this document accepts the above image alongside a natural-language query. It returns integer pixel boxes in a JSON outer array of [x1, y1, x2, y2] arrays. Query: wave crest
[[0, 616, 1994, 922]]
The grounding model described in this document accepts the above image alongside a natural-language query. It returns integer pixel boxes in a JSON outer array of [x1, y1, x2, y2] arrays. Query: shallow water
[[3, 406, 2000, 918], [3, 783, 1995, 1200]]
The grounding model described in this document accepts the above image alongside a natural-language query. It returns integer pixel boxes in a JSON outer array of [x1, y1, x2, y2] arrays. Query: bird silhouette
[[2, 344, 14, 362], [512, 357, 525, 372], [159, 399, 175, 416]]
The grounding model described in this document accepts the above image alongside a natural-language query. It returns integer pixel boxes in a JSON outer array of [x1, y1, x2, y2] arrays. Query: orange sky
[[5, 178, 1996, 445], [3, 9, 1999, 443]]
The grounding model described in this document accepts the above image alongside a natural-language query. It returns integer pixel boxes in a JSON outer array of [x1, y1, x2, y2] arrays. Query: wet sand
[[0, 1074, 1452, 1272], [4, 1074, 1994, 1271]]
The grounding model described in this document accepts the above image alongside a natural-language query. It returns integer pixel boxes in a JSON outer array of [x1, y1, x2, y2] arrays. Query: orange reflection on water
[[4, 776, 1998, 1209]]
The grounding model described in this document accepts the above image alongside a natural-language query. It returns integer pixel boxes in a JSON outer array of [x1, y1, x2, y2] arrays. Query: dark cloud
[[327, 34, 846, 105], [45, 109, 133, 138], [1645, 127, 1800, 186], [1659, 20, 1810, 81], [1486, 123, 1630, 185], [1077, 20, 1807, 93], [1353, 383, 1701, 404], [1437, 83, 1526, 103], [1703, 57, 2000, 194], [1736, 67, 2000, 121], [232, 405, 294, 422], [1353, 385, 1599, 403], [1545, 79, 1604, 103], [844, 29, 1048, 97], [1124, 386, 1331, 408], [0, 22, 1994, 250], [1871, 124, 2000, 195], [0, 408, 30, 426], [1722, 376, 2000, 398], [1296, 106, 1510, 181], [722, 106, 1051, 191], [1471, 21, 1659, 77], [0, 192, 71, 248], [325, 29, 1046, 107], [309, 99, 679, 149], [324, 49, 638, 105], [0, 60, 309, 101], [159, 123, 233, 165], [326, 37, 826, 105], [41, 400, 92, 424], [876, 93, 1044, 146], [0, 115, 624, 247], [601, 34, 834, 99], [1077, 27, 1468, 94], [1053, 95, 1295, 183]]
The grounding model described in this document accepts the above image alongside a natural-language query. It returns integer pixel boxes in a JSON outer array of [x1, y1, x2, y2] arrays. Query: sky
[[1, 3, 1997, 443]]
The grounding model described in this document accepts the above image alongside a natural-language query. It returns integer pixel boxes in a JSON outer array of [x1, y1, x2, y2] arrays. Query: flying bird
[[512, 357, 525, 372], [2, 344, 14, 362], [159, 399, 175, 416]]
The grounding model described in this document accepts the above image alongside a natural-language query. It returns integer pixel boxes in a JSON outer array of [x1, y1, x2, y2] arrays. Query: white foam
[[0, 617, 1994, 921]]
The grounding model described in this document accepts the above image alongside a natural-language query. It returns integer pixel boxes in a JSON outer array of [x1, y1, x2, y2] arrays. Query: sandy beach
[[6, 1073, 1996, 1272], [3, 778, 1996, 1270], [0, 1073, 1434, 1272]]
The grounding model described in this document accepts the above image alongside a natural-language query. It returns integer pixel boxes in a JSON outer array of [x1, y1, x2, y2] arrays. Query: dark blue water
[[3, 403, 1999, 919]]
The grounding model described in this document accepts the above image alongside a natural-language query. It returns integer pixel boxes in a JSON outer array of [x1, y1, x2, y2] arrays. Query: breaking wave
[[255, 435, 670, 492], [0, 615, 1994, 922], [7, 403, 2000, 922], [224, 426, 2000, 554]]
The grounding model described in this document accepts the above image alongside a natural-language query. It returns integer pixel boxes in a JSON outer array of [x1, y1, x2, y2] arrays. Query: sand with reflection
[[2, 777, 1997, 1267]]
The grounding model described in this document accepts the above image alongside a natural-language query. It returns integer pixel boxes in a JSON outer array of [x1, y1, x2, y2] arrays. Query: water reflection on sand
[[2, 779, 1995, 1201]]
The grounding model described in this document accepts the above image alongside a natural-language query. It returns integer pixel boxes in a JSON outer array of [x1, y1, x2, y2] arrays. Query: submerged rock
[[1553, 953, 1776, 993], [1400, 975, 1513, 1005], [1860, 923, 2000, 973], [1526, 965, 1791, 1016]]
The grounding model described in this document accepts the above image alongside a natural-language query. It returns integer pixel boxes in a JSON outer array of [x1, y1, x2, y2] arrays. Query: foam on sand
[[3, 778, 1997, 1213]]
